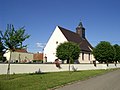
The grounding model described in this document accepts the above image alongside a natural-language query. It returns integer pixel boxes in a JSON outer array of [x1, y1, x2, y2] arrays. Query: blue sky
[[0, 0, 120, 53]]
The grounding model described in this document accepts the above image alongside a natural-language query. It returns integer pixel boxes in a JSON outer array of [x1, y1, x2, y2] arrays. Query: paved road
[[55, 69, 120, 90]]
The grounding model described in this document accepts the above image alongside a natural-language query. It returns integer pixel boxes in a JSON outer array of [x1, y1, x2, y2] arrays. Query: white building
[[4, 49, 33, 63], [44, 22, 95, 63]]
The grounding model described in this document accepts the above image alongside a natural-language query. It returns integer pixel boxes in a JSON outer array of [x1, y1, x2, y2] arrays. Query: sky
[[0, 0, 120, 53]]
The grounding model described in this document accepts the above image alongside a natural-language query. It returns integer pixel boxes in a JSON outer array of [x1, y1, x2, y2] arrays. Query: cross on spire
[[78, 21, 83, 28]]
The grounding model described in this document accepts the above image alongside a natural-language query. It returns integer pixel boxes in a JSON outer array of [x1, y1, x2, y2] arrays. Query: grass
[[0, 69, 117, 90]]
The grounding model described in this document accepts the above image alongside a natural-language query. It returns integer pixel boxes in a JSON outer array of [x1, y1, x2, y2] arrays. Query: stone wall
[[0, 63, 120, 74]]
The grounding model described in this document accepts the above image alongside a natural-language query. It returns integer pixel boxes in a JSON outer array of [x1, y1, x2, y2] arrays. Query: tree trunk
[[68, 59, 70, 72], [67, 59, 69, 64], [106, 60, 109, 67], [7, 50, 12, 79], [69, 63, 70, 72], [115, 61, 117, 66], [93, 60, 96, 67]]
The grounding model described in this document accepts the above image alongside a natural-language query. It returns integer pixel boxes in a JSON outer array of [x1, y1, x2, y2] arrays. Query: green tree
[[113, 44, 120, 63], [0, 24, 30, 76], [0, 37, 6, 62], [92, 41, 115, 65], [56, 42, 80, 71]]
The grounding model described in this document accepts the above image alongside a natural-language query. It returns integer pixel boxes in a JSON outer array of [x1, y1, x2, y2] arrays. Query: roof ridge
[[58, 26, 77, 35]]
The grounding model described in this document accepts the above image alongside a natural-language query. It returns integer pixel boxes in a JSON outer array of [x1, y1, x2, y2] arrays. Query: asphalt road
[[55, 69, 120, 90]]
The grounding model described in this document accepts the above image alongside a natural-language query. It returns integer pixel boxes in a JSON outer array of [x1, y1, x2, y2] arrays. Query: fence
[[0, 63, 120, 74]]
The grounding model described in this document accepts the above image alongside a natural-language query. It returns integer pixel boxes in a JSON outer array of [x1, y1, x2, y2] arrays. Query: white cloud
[[36, 42, 46, 48]]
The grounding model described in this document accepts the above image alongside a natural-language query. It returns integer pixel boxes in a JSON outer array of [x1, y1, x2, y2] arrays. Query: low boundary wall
[[0, 64, 120, 74]]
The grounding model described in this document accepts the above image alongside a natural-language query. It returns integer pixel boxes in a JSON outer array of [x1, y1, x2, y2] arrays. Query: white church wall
[[44, 26, 68, 62]]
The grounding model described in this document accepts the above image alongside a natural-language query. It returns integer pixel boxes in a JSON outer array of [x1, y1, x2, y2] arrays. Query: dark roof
[[58, 26, 93, 52], [79, 39, 93, 52], [14, 49, 27, 53]]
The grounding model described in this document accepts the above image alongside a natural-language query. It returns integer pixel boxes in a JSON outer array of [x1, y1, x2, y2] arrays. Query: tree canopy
[[0, 24, 30, 51], [56, 42, 80, 64], [0, 37, 6, 62], [92, 41, 115, 63], [113, 44, 120, 62], [0, 24, 30, 75]]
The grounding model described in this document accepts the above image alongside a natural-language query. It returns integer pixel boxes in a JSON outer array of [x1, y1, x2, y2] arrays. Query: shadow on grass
[[29, 68, 48, 75], [28, 72, 47, 75]]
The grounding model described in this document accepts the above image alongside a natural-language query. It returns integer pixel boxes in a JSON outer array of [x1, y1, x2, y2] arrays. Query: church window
[[88, 53, 90, 60], [56, 41, 58, 44], [82, 52, 84, 60]]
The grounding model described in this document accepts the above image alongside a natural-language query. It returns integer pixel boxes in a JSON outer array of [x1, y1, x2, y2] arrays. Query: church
[[43, 22, 95, 63]]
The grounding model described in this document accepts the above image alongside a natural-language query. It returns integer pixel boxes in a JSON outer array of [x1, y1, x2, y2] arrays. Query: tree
[[93, 41, 115, 66], [0, 24, 30, 76], [0, 37, 6, 62], [113, 44, 120, 63], [56, 42, 80, 71]]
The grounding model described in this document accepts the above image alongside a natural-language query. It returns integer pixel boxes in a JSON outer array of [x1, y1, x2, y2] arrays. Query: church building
[[43, 22, 95, 63]]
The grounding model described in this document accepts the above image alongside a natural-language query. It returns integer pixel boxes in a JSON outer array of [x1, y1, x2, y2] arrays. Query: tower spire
[[76, 21, 85, 39]]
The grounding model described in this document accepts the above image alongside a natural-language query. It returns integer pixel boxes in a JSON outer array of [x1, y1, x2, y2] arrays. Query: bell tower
[[76, 21, 85, 39]]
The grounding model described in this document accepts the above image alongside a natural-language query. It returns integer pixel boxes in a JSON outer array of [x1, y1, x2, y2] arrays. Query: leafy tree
[[56, 42, 80, 71], [92, 41, 115, 65], [113, 44, 120, 63], [0, 37, 6, 62], [0, 24, 30, 76]]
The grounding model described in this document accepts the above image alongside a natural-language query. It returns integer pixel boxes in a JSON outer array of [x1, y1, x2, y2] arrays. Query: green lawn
[[0, 69, 116, 90]]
